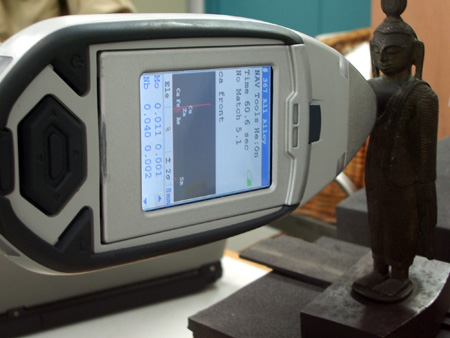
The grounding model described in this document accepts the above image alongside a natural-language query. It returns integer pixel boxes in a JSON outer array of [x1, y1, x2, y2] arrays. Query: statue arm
[[415, 84, 439, 183], [414, 84, 439, 258]]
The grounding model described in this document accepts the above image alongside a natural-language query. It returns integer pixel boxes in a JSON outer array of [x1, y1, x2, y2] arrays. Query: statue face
[[371, 32, 415, 76]]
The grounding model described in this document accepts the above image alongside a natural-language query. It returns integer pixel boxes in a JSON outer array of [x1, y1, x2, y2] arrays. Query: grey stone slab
[[336, 188, 371, 246], [314, 236, 369, 257], [437, 329, 450, 338], [240, 235, 366, 287]]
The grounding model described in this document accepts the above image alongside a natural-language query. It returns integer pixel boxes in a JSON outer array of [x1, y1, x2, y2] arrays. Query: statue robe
[[365, 78, 438, 268]]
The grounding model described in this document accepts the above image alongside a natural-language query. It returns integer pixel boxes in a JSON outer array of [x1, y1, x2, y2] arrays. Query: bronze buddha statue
[[352, 0, 439, 302]]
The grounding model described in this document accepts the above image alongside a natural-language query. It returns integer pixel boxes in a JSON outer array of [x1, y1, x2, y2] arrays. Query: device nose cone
[[346, 66, 376, 160]]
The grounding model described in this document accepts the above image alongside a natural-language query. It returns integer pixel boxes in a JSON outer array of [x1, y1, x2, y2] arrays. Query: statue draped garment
[[365, 78, 438, 269]]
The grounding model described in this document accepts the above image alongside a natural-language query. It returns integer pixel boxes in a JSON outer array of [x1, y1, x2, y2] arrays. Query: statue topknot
[[381, 0, 407, 18]]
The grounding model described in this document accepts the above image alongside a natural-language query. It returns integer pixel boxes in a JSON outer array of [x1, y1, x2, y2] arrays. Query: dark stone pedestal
[[301, 253, 450, 338], [188, 272, 323, 338], [189, 236, 450, 338]]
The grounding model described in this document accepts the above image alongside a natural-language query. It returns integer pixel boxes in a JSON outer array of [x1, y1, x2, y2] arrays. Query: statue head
[[371, 0, 424, 79]]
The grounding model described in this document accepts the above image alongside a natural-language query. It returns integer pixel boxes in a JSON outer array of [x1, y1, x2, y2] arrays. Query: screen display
[[140, 66, 271, 212]]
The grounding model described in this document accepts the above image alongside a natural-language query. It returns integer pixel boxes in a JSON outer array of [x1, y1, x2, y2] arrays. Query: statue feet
[[353, 270, 389, 290], [352, 273, 413, 303]]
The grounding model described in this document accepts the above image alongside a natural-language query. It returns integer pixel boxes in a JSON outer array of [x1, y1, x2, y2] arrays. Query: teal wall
[[205, 0, 371, 37]]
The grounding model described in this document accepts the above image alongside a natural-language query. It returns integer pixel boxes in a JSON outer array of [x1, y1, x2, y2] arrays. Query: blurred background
[[136, 0, 448, 138], [134, 0, 448, 140], [135, 0, 371, 37]]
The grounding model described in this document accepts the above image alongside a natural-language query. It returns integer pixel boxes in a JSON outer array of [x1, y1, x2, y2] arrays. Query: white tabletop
[[25, 254, 268, 338]]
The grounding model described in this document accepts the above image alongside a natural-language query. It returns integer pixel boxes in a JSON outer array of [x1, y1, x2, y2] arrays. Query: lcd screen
[[140, 66, 271, 211]]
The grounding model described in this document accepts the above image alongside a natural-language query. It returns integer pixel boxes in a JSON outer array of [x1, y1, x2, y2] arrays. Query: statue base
[[301, 253, 450, 338], [189, 236, 450, 337]]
